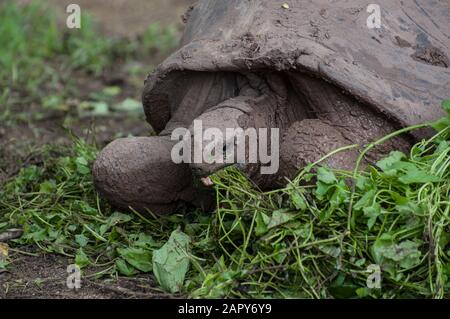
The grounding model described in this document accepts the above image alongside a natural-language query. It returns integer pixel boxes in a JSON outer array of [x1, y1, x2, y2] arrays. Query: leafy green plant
[[0, 1, 167, 124], [0, 137, 196, 285], [0, 1, 60, 91], [64, 14, 133, 75], [198, 104, 449, 298], [1, 104, 448, 298]]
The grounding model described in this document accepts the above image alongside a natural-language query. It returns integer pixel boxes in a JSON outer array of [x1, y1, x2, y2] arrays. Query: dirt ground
[[0, 0, 195, 299], [1, 249, 176, 299]]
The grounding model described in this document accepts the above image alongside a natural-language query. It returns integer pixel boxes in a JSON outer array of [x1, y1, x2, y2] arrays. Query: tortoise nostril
[[191, 166, 204, 177]]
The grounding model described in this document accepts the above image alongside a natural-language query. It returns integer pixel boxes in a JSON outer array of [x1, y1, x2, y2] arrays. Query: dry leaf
[[0, 243, 9, 261]]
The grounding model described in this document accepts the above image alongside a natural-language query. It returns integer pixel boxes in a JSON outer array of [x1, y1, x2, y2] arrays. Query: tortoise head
[[186, 106, 249, 177]]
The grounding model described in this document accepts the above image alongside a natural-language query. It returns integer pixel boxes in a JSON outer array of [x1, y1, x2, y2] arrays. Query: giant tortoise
[[93, 0, 450, 214]]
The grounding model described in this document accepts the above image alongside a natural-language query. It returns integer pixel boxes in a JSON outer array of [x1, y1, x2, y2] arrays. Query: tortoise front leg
[[93, 136, 204, 215]]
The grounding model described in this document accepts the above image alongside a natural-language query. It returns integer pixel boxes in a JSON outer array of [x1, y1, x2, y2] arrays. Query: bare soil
[[0, 248, 174, 299]]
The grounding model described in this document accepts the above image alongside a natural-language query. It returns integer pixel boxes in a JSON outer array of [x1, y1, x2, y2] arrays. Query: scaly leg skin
[[92, 136, 203, 214]]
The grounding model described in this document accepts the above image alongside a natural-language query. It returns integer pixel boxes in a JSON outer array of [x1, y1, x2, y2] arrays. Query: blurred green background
[[0, 0, 195, 181]]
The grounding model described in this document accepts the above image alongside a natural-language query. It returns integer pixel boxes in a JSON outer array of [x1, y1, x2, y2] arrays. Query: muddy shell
[[143, 0, 449, 135]]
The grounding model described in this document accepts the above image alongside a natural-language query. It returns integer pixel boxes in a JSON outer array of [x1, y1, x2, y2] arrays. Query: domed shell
[[143, 0, 449, 133]]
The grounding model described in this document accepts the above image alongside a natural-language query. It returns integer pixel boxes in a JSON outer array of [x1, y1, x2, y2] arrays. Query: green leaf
[[267, 209, 296, 229], [356, 175, 372, 191], [43, 95, 66, 111], [315, 181, 333, 199], [99, 212, 132, 236], [383, 240, 422, 269], [133, 233, 157, 249], [372, 234, 393, 263], [355, 258, 366, 267], [0, 260, 7, 270], [39, 180, 56, 193], [363, 202, 381, 230], [106, 212, 132, 226], [117, 247, 153, 272], [372, 235, 422, 271], [75, 249, 90, 268], [317, 167, 337, 184], [79, 101, 110, 116], [431, 100, 450, 132], [75, 234, 89, 247], [255, 212, 270, 236], [290, 190, 307, 211], [436, 140, 450, 154], [432, 117, 450, 133], [75, 157, 90, 175], [356, 287, 371, 298], [102, 86, 121, 97], [398, 168, 441, 184], [93, 101, 110, 115], [272, 242, 288, 264], [319, 207, 334, 222], [376, 151, 406, 172], [442, 99, 450, 114], [329, 181, 349, 207], [354, 189, 376, 211], [329, 275, 359, 299], [152, 229, 191, 293], [75, 156, 88, 166], [318, 245, 341, 258], [113, 98, 142, 113], [116, 259, 138, 277]]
